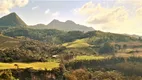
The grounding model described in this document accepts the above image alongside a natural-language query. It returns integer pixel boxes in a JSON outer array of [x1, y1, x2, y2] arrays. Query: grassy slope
[[74, 55, 105, 60], [63, 39, 91, 48], [0, 62, 59, 70], [62, 38, 97, 55], [0, 35, 20, 49]]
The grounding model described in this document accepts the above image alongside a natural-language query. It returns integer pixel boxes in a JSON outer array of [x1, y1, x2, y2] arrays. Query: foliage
[[92, 71, 125, 80], [64, 69, 91, 80], [74, 55, 105, 60], [0, 70, 16, 80], [99, 42, 115, 54]]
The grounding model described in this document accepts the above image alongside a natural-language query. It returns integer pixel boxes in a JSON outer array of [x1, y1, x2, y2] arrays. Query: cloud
[[0, 0, 29, 14], [74, 1, 142, 35], [136, 7, 142, 17], [74, 1, 96, 15], [116, 0, 142, 6], [45, 9, 50, 14], [44, 10, 59, 18], [87, 7, 128, 24], [52, 12, 60, 16], [13, 0, 29, 7], [32, 6, 39, 10], [75, 2, 128, 24]]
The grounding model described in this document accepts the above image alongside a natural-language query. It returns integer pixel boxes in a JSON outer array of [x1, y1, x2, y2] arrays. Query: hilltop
[[0, 12, 27, 27]]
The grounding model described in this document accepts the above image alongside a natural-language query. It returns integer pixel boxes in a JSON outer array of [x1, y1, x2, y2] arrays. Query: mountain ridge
[[30, 19, 95, 32], [0, 12, 94, 32]]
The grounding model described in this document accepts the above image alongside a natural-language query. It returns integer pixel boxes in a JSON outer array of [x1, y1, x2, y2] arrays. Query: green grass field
[[0, 62, 59, 70], [74, 55, 105, 60], [63, 39, 91, 48]]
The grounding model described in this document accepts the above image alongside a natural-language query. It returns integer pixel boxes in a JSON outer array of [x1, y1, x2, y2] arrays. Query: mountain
[[30, 19, 94, 32], [47, 19, 94, 32], [0, 12, 27, 27], [29, 24, 47, 29], [0, 12, 94, 32]]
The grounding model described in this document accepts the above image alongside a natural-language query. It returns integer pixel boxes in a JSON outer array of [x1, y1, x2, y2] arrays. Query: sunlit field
[[63, 39, 91, 48], [74, 55, 106, 60], [0, 62, 59, 70]]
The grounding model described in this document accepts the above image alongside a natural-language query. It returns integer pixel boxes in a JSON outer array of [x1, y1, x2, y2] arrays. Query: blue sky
[[1, 0, 142, 35], [11, 0, 89, 25]]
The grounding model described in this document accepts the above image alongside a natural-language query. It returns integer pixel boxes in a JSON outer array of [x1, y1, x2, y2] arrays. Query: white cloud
[[74, 1, 142, 35], [45, 9, 50, 14], [117, 0, 142, 6], [13, 0, 29, 7], [74, 1, 96, 15], [136, 7, 142, 17], [75, 2, 128, 24], [0, 0, 29, 14], [32, 6, 39, 10], [52, 12, 60, 16], [87, 6, 128, 24]]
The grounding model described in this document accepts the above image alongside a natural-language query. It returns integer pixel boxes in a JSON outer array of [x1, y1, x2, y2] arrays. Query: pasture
[[63, 39, 91, 48], [74, 55, 106, 60], [0, 62, 59, 70]]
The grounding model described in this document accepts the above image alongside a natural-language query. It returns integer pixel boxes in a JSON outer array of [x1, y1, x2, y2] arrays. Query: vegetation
[[0, 62, 59, 70], [0, 12, 27, 27], [99, 42, 115, 54], [74, 55, 105, 60]]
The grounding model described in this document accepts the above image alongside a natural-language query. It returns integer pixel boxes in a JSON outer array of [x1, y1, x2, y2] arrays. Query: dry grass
[[74, 55, 105, 60], [0, 62, 59, 70], [115, 52, 142, 57], [111, 41, 142, 47]]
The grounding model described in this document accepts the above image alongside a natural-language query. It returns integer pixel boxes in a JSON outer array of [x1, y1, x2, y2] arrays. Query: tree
[[123, 44, 127, 49], [65, 69, 91, 80], [99, 43, 115, 54]]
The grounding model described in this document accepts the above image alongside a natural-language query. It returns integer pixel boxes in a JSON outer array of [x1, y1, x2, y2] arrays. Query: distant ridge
[[0, 12, 27, 27], [0, 12, 94, 32], [47, 19, 94, 32], [30, 19, 95, 32]]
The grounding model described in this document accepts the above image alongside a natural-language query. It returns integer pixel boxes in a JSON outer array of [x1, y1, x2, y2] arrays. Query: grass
[[0, 35, 20, 48], [63, 39, 91, 48], [74, 55, 105, 61], [0, 62, 59, 70]]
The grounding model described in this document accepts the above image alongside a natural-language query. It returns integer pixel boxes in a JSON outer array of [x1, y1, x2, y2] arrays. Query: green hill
[[63, 39, 91, 48], [0, 12, 27, 27]]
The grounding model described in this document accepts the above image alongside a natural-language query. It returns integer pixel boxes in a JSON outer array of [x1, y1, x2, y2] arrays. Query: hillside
[[0, 35, 20, 49], [0, 12, 27, 27], [0, 35, 66, 62]]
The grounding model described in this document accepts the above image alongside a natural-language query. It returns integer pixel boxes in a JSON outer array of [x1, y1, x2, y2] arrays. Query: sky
[[0, 0, 142, 35]]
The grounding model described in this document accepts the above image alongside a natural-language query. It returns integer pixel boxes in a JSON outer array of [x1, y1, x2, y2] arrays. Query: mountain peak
[[52, 19, 60, 22], [0, 12, 27, 27], [65, 20, 75, 24], [47, 19, 94, 32], [9, 12, 17, 16]]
